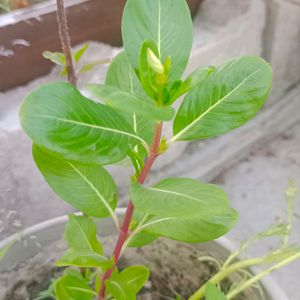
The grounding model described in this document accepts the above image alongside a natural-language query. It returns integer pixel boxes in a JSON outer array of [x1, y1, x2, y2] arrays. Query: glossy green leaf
[[85, 84, 174, 121], [173, 56, 273, 141], [55, 274, 96, 300], [105, 51, 149, 102], [122, 0, 193, 81], [136, 210, 237, 243], [168, 66, 216, 104], [128, 230, 158, 248], [131, 178, 232, 219], [106, 280, 135, 300], [205, 283, 227, 300], [118, 266, 150, 293], [64, 215, 102, 252], [20, 82, 147, 165], [33, 145, 117, 218], [56, 248, 112, 268], [131, 178, 237, 243], [105, 51, 154, 145], [106, 266, 149, 299], [56, 215, 112, 268]]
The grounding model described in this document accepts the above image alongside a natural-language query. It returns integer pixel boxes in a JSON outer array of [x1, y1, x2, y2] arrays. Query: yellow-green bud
[[147, 48, 164, 74]]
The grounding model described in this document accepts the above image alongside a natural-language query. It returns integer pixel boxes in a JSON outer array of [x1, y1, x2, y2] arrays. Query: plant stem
[[98, 122, 163, 299], [226, 252, 300, 299], [188, 257, 266, 300], [56, 0, 77, 86]]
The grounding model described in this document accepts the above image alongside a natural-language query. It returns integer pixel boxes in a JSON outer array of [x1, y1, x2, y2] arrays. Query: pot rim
[[0, 208, 289, 300]]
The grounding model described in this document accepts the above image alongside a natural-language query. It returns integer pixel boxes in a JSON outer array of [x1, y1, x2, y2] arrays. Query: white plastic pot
[[0, 208, 289, 300]]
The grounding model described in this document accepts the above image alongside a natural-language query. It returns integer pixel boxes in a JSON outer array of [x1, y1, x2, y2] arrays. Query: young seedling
[[18, 0, 273, 299]]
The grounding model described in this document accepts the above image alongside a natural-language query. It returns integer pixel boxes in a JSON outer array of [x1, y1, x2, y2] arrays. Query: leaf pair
[[130, 178, 238, 244]]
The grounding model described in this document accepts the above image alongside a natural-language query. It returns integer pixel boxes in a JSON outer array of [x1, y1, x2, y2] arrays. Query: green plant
[[192, 180, 299, 300], [19, 0, 274, 299]]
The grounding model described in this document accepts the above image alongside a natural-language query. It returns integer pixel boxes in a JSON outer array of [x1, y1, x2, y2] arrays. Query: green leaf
[[0, 240, 15, 261], [105, 51, 149, 102], [128, 230, 158, 248], [106, 266, 150, 300], [74, 43, 89, 62], [131, 178, 237, 243], [55, 274, 96, 300], [173, 56, 273, 141], [122, 0, 193, 81], [56, 248, 112, 268], [168, 66, 216, 104], [105, 51, 155, 156], [33, 145, 117, 218], [138, 40, 159, 98], [56, 215, 112, 268], [119, 266, 149, 293], [20, 82, 147, 165], [205, 283, 227, 300], [85, 84, 174, 121], [131, 178, 232, 218], [64, 215, 103, 252], [43, 51, 66, 66], [138, 211, 237, 243], [106, 280, 135, 300]]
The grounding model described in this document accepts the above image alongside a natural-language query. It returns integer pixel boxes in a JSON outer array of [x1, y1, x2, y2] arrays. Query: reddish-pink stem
[[99, 122, 163, 299]]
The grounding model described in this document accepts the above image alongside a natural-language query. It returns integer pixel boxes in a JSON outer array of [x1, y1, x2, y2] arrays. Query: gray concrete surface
[[216, 122, 300, 300]]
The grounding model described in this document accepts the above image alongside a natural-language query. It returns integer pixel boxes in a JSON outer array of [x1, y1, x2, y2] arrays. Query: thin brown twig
[[56, 0, 77, 86]]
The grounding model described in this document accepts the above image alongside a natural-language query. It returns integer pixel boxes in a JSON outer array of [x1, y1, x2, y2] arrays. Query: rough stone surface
[[262, 0, 300, 100]]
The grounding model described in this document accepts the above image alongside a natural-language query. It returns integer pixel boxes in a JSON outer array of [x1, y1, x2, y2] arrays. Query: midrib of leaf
[[157, 0, 162, 58], [68, 163, 119, 229], [171, 69, 261, 142], [66, 286, 97, 296], [109, 281, 126, 299], [72, 216, 94, 251], [27, 113, 149, 151], [147, 186, 207, 204], [128, 69, 138, 134], [139, 216, 176, 231], [127, 273, 146, 285]]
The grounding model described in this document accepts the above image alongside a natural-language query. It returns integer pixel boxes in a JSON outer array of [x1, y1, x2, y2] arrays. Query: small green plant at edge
[[195, 180, 299, 300], [16, 0, 299, 299]]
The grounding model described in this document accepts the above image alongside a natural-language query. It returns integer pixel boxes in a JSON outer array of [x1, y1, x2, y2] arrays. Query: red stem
[[99, 122, 163, 299]]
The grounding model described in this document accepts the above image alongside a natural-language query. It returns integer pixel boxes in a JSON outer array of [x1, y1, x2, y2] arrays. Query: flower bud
[[147, 48, 164, 74]]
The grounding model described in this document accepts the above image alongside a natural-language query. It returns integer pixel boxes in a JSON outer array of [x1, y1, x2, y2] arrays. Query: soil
[[0, 238, 258, 300]]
